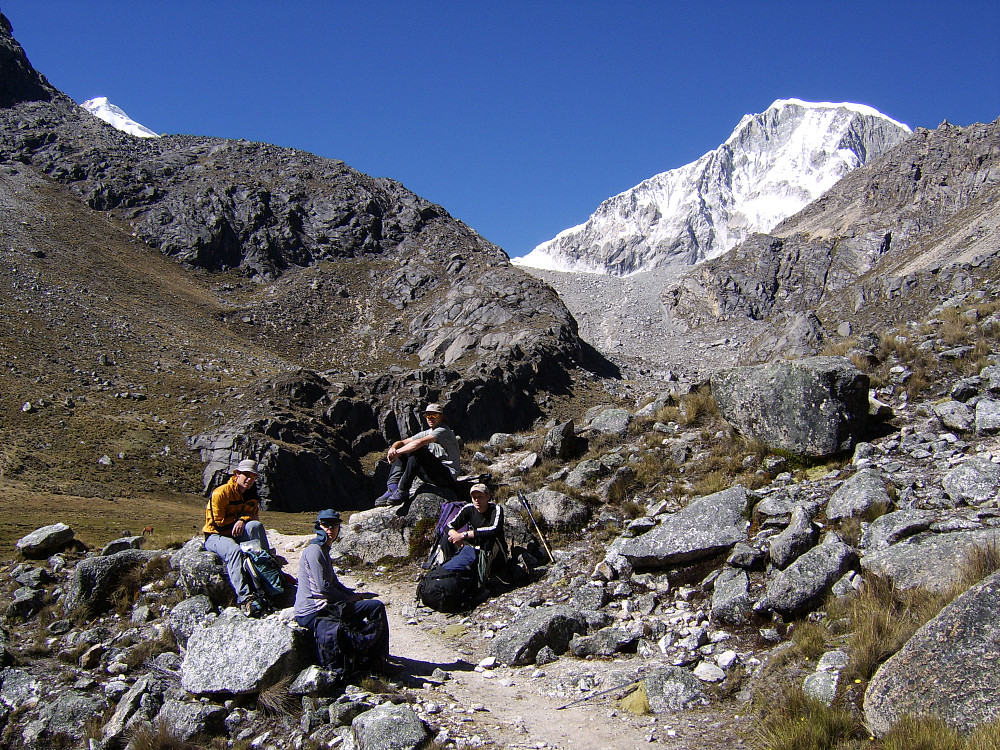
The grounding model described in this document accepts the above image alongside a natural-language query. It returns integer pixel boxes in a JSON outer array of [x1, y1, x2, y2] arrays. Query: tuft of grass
[[789, 620, 832, 661], [126, 719, 203, 750], [880, 714, 966, 750], [748, 683, 865, 750], [257, 675, 296, 717]]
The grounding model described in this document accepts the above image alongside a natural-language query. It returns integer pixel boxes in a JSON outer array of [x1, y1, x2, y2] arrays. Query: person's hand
[[386, 446, 397, 462], [447, 529, 464, 545], [232, 519, 245, 538]]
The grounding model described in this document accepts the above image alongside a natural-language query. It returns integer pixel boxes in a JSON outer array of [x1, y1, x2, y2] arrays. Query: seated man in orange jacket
[[203, 459, 274, 616]]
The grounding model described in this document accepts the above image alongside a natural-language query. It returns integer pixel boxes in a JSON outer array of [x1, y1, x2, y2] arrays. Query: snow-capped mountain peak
[[516, 99, 912, 276], [80, 96, 159, 138]]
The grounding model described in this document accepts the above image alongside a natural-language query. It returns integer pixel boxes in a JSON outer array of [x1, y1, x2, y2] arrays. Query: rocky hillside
[[4, 293, 1000, 749], [519, 100, 910, 275], [0, 13, 607, 511]]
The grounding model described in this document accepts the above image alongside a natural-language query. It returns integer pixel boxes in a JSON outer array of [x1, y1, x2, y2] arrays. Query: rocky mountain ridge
[[0, 12, 605, 510], [518, 99, 910, 276], [520, 114, 1000, 379]]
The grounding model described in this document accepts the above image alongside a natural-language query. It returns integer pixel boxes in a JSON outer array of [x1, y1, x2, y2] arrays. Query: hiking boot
[[241, 597, 264, 618], [374, 484, 399, 507]]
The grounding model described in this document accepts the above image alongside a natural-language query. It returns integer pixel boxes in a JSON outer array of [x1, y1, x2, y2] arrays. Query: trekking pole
[[517, 491, 555, 563], [556, 677, 643, 710]]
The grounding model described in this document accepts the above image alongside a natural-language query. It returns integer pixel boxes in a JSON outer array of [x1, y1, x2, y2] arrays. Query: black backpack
[[313, 602, 386, 675], [417, 565, 474, 612]]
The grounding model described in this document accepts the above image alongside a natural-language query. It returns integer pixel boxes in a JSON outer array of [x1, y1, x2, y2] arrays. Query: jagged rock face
[[0, 20, 596, 508], [520, 100, 910, 276], [0, 13, 61, 109], [663, 117, 1000, 360]]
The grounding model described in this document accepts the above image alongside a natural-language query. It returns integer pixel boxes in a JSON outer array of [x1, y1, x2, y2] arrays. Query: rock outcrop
[[711, 357, 870, 456]]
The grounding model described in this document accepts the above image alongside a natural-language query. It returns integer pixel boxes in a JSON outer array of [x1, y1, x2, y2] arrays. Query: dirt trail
[[271, 531, 748, 749]]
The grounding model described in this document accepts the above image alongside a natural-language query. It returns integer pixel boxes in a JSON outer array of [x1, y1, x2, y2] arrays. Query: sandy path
[[270, 531, 747, 750]]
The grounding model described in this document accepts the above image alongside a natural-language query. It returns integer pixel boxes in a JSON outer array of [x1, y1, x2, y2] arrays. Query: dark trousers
[[389, 446, 456, 496]]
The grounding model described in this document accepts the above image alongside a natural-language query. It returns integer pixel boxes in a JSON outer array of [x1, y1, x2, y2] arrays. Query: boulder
[[518, 488, 591, 530], [15, 523, 74, 558], [618, 486, 750, 569], [860, 509, 937, 551], [711, 568, 753, 625], [351, 702, 429, 750], [564, 458, 606, 488], [643, 667, 709, 712], [541, 419, 584, 460], [756, 539, 856, 616], [101, 674, 162, 743], [864, 569, 1000, 736], [933, 400, 974, 432], [861, 529, 1000, 592], [826, 468, 892, 521], [100, 536, 145, 556], [569, 624, 642, 657], [768, 506, 818, 569], [21, 689, 107, 749], [63, 549, 161, 614], [976, 398, 1000, 434], [711, 357, 870, 457], [168, 595, 216, 648], [489, 605, 587, 666], [588, 408, 632, 437], [941, 456, 1000, 505], [180, 609, 310, 695], [173, 537, 233, 604], [155, 699, 227, 743]]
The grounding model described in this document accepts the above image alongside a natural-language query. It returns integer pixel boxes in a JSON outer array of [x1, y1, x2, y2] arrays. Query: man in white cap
[[375, 402, 461, 515], [203, 458, 275, 616]]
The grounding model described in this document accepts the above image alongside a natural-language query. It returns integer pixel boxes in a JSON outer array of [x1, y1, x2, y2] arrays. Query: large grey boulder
[[352, 702, 429, 750], [756, 539, 856, 616], [542, 419, 584, 460], [489, 605, 587, 666], [168, 595, 216, 648], [941, 457, 1000, 505], [711, 568, 753, 625], [618, 486, 750, 569], [860, 509, 937, 551], [173, 537, 233, 604], [711, 357, 870, 457], [155, 699, 228, 743], [518, 488, 591, 529], [768, 506, 818, 569], [643, 667, 710, 712], [63, 549, 160, 614], [864, 569, 1000, 736], [180, 609, 310, 695], [15, 523, 75, 558], [21, 690, 107, 749], [861, 529, 1000, 592], [336, 506, 413, 563], [588, 408, 632, 437], [933, 400, 974, 432], [569, 624, 642, 657], [976, 398, 1000, 434], [826, 468, 891, 521]]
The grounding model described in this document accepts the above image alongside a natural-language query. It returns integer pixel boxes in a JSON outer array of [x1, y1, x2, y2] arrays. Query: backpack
[[241, 547, 291, 610], [417, 564, 474, 612], [313, 602, 386, 675]]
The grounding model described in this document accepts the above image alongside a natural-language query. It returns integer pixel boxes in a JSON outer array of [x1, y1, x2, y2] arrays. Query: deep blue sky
[[3, 1, 998, 257]]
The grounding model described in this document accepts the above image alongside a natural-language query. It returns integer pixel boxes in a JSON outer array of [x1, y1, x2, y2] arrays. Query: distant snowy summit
[[517, 99, 911, 276], [80, 96, 159, 138]]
